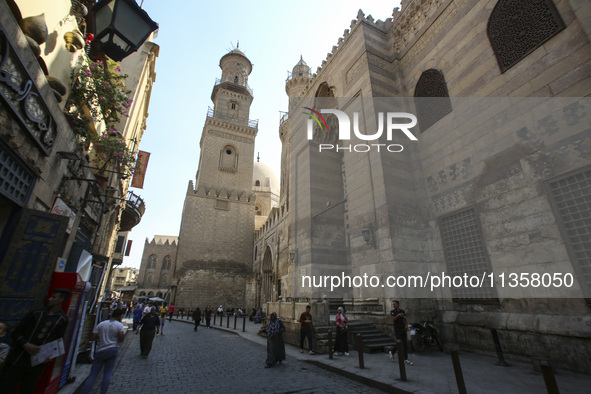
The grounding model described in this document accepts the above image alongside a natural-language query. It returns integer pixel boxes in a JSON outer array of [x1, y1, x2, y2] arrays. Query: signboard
[[131, 150, 150, 188], [50, 197, 77, 234]]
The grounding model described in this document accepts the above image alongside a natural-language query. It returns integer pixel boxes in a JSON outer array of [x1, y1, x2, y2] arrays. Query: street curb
[[303, 359, 412, 394]]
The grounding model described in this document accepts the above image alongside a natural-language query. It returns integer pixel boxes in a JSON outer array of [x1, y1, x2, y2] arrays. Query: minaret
[[285, 55, 312, 99], [280, 56, 312, 198], [175, 47, 258, 309], [195, 46, 256, 191]]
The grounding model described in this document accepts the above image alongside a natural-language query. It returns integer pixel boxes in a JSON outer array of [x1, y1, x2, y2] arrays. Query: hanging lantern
[[91, 0, 158, 62]]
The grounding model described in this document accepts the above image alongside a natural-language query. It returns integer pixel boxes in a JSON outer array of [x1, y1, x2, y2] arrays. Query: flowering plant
[[66, 54, 133, 136], [65, 54, 137, 175], [91, 132, 137, 174]]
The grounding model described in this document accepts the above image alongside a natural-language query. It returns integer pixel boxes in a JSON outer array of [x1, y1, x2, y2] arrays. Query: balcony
[[206, 107, 259, 129], [214, 77, 253, 95], [119, 190, 146, 231]]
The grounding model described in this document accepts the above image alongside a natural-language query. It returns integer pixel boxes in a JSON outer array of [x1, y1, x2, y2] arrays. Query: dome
[[253, 162, 280, 195], [291, 56, 311, 78], [220, 44, 252, 75]]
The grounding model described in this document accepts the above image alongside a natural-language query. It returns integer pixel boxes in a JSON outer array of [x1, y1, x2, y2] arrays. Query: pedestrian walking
[[389, 300, 413, 365], [132, 304, 143, 332], [0, 288, 71, 393], [81, 309, 126, 394], [137, 307, 159, 358], [204, 305, 212, 328], [334, 307, 349, 356], [299, 305, 314, 354], [193, 307, 201, 331], [158, 306, 166, 335], [265, 312, 286, 368], [168, 304, 175, 322]]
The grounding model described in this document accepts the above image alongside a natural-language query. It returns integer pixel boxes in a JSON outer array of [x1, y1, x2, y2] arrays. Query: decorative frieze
[[0, 26, 58, 156]]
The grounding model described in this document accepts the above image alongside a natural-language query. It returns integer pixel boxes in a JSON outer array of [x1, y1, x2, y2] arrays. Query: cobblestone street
[[83, 320, 376, 394]]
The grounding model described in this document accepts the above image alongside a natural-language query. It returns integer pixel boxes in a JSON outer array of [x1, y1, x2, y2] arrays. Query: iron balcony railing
[[206, 107, 259, 129]]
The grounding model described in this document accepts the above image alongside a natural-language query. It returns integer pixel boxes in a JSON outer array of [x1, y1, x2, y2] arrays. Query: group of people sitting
[[250, 308, 266, 323]]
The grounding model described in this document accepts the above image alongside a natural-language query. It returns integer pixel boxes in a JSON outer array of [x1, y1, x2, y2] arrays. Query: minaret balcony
[[206, 107, 259, 129], [120, 191, 146, 231], [214, 77, 253, 96]]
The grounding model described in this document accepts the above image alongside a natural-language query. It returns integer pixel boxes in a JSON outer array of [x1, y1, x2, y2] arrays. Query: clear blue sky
[[124, 1, 402, 268]]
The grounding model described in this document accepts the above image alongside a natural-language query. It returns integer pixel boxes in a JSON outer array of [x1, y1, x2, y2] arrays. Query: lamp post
[[91, 0, 158, 62]]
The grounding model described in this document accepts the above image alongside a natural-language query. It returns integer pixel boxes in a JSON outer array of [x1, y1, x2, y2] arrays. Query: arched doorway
[[262, 246, 273, 303]]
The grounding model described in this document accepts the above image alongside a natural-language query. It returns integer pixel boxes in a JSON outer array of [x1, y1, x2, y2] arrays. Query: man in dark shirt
[[137, 307, 159, 358], [299, 305, 314, 354], [0, 288, 71, 392], [390, 300, 413, 365]]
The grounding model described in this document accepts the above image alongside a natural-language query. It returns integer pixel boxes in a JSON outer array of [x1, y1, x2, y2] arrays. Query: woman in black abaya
[[265, 312, 286, 368]]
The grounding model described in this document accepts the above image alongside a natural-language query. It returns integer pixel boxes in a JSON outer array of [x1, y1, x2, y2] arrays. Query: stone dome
[[253, 162, 279, 195], [291, 55, 311, 78]]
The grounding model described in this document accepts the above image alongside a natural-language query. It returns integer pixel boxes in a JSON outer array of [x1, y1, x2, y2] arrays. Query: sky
[[123, 1, 402, 269]]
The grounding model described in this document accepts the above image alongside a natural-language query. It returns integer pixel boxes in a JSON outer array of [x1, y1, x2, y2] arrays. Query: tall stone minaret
[[175, 47, 257, 309]]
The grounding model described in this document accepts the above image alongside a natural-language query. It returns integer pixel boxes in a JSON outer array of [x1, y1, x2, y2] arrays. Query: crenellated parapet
[[306, 0, 443, 86], [187, 180, 256, 202]]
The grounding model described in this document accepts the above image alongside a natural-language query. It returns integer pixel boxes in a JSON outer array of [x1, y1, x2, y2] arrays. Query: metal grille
[[0, 143, 36, 206], [439, 208, 497, 301], [547, 167, 591, 296], [414, 69, 452, 132], [487, 0, 566, 72]]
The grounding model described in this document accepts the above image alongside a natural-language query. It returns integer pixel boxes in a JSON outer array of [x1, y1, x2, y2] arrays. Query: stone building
[[136, 235, 178, 299], [138, 0, 591, 372], [108, 266, 138, 292], [0, 0, 157, 327], [257, 0, 591, 373]]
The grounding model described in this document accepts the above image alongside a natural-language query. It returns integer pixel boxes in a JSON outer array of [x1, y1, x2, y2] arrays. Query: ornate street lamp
[[91, 0, 158, 62]]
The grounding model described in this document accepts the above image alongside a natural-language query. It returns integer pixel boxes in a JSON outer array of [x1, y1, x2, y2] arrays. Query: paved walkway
[[61, 316, 590, 393]]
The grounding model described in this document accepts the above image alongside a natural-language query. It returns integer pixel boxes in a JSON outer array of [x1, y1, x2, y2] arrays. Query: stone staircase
[[346, 320, 396, 353], [310, 320, 396, 354]]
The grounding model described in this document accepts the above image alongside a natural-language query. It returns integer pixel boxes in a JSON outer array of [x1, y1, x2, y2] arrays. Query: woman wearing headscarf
[[334, 307, 349, 356], [265, 312, 286, 368]]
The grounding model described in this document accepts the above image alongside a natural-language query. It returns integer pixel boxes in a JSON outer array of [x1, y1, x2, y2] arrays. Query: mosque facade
[[137, 0, 591, 372]]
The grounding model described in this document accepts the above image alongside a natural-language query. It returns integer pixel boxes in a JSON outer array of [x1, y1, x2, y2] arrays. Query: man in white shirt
[[81, 309, 126, 394], [144, 303, 152, 315]]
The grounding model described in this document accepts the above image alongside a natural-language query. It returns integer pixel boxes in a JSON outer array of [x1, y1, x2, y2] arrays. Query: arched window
[[145, 273, 153, 287], [220, 145, 238, 170], [487, 0, 565, 73], [414, 69, 452, 132], [147, 254, 157, 269], [255, 180, 261, 186], [234, 75, 239, 83], [162, 255, 171, 270]]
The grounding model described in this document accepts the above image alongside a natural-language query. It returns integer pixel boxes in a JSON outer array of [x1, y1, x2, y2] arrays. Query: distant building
[[108, 267, 138, 292], [136, 235, 178, 300]]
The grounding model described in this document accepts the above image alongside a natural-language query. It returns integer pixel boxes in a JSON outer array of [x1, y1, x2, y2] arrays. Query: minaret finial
[[257, 152, 260, 162], [237, 40, 239, 49]]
